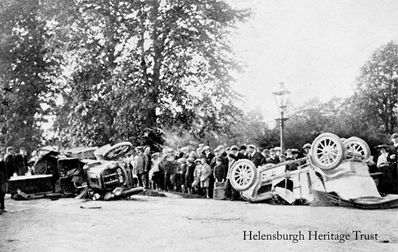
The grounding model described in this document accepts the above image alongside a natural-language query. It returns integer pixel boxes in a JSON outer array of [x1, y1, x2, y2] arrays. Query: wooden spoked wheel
[[343, 137, 370, 161], [103, 142, 132, 160], [310, 133, 345, 171], [230, 159, 257, 191]]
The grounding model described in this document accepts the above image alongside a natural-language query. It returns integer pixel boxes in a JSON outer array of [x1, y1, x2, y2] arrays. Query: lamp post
[[273, 82, 290, 152]]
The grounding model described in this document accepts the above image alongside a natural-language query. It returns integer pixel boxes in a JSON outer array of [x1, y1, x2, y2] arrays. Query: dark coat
[[248, 151, 265, 167], [268, 156, 280, 164], [0, 159, 8, 182], [4, 154, 16, 178], [0, 159, 8, 195], [228, 153, 239, 162], [237, 152, 247, 160], [205, 152, 215, 165], [145, 153, 151, 172], [14, 154, 28, 176], [286, 157, 298, 171], [210, 154, 228, 169], [386, 146, 398, 193], [185, 163, 196, 185], [213, 163, 228, 182]]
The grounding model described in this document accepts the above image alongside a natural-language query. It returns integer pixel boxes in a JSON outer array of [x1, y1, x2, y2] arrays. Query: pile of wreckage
[[228, 133, 398, 209], [9, 142, 143, 201]]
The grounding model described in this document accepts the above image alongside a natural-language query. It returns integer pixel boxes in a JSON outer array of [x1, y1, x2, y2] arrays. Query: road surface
[[1, 194, 397, 252]]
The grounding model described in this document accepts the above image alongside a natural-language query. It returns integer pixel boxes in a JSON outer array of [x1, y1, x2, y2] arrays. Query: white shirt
[[377, 152, 389, 167]]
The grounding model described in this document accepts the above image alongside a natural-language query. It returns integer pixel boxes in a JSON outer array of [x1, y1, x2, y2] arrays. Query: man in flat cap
[[247, 144, 265, 167], [261, 148, 270, 162], [133, 146, 146, 188], [237, 145, 248, 160], [268, 148, 280, 164], [228, 145, 239, 162], [202, 146, 214, 165]]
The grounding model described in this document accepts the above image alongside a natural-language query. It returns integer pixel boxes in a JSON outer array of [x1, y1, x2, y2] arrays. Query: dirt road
[[1, 194, 397, 252]]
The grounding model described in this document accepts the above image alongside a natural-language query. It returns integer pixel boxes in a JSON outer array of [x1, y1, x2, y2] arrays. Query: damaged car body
[[229, 133, 398, 209], [9, 142, 143, 201], [82, 142, 143, 200]]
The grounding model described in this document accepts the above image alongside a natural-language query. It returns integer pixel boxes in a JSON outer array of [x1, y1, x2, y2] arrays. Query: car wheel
[[343, 137, 370, 161], [310, 133, 345, 171], [230, 159, 257, 191]]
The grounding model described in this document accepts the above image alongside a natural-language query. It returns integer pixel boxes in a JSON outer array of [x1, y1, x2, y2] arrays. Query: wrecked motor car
[[229, 133, 398, 209], [10, 142, 143, 201], [81, 142, 143, 200]]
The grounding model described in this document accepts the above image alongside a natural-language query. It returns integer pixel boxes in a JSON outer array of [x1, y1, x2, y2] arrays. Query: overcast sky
[[228, 0, 398, 125]]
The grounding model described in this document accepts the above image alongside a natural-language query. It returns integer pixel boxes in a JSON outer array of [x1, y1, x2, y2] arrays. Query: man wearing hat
[[228, 145, 239, 161], [386, 133, 398, 193], [261, 149, 270, 162], [133, 146, 147, 188], [247, 144, 265, 167], [237, 145, 248, 160], [202, 146, 214, 165], [268, 148, 280, 164]]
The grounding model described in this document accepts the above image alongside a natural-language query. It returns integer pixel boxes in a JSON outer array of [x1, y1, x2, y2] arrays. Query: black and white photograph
[[0, 0, 398, 251]]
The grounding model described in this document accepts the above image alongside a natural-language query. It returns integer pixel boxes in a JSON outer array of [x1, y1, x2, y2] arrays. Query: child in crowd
[[185, 158, 195, 194], [199, 156, 211, 198], [192, 159, 202, 193], [213, 157, 227, 182]]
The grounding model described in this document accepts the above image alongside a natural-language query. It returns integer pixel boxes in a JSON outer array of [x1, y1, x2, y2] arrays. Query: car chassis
[[229, 133, 398, 209]]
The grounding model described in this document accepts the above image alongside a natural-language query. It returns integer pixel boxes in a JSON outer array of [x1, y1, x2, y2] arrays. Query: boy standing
[[200, 157, 211, 198]]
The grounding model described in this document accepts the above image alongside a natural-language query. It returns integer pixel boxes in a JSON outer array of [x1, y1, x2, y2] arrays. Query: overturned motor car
[[10, 142, 143, 201], [229, 133, 398, 209], [68, 142, 143, 200]]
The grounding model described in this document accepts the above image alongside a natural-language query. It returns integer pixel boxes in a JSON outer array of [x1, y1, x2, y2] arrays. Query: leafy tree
[[357, 41, 398, 135], [55, 0, 250, 147], [0, 0, 64, 150]]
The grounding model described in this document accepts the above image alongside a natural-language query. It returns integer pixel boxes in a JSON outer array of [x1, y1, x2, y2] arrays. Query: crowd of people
[[1, 134, 398, 214], [127, 143, 312, 199], [128, 135, 398, 199]]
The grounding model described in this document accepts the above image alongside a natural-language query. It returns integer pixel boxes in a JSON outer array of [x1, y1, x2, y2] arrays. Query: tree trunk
[[146, 1, 162, 128]]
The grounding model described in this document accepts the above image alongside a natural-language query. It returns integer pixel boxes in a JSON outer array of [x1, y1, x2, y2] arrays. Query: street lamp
[[273, 82, 290, 152]]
